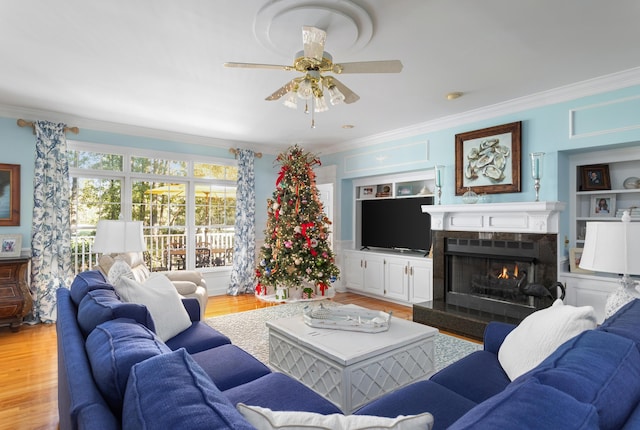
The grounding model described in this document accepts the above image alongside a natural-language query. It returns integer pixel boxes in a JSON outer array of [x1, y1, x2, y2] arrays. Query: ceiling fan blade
[[330, 78, 360, 104], [334, 60, 403, 74], [224, 62, 293, 71], [302, 26, 326, 61], [265, 79, 298, 101]]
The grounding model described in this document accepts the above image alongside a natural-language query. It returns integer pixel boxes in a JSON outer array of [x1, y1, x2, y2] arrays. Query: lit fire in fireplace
[[498, 264, 519, 279]]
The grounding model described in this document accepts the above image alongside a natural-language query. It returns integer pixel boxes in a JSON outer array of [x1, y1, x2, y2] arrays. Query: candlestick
[[434, 165, 444, 205], [530, 152, 545, 201]]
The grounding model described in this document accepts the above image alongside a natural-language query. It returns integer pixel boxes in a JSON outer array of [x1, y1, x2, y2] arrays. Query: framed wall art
[[0, 234, 21, 258], [455, 121, 521, 195], [590, 194, 615, 217], [579, 164, 611, 191], [0, 163, 20, 226], [569, 247, 593, 274]]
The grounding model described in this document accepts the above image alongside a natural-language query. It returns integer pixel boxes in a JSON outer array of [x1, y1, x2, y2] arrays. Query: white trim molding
[[423, 201, 566, 234]]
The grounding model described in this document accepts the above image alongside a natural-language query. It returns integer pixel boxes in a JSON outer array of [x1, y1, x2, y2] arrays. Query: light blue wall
[[323, 84, 640, 243], [3, 83, 640, 251], [0, 119, 277, 248]]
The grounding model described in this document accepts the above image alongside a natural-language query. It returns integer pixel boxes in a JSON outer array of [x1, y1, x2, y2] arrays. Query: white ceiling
[[1, 0, 640, 154]]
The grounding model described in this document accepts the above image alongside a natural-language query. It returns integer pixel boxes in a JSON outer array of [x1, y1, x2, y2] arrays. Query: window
[[68, 142, 236, 274]]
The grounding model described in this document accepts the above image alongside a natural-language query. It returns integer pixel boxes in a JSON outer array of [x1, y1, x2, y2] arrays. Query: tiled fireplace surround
[[413, 202, 565, 340]]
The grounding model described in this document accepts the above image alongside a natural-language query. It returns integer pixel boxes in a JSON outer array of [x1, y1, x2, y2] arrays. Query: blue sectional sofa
[[57, 270, 640, 429]]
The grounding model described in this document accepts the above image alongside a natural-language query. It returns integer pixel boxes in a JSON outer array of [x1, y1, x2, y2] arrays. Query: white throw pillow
[[114, 274, 192, 341], [236, 404, 434, 430], [498, 299, 597, 381]]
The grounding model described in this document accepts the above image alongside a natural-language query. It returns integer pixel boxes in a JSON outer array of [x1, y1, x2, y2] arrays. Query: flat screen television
[[361, 196, 433, 253]]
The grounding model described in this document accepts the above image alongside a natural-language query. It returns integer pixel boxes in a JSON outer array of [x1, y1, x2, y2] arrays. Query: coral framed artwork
[[455, 121, 521, 195], [0, 163, 20, 226]]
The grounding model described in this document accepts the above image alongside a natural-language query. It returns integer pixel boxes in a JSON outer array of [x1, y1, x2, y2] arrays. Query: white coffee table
[[266, 304, 438, 413]]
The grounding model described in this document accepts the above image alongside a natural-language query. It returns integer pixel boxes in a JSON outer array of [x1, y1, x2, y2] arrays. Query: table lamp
[[579, 210, 640, 316], [93, 220, 146, 283]]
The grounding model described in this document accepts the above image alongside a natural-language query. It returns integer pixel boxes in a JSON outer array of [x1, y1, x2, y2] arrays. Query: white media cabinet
[[346, 170, 436, 305]]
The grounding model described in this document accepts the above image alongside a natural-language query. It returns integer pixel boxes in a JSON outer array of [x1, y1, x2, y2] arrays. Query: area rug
[[205, 301, 482, 371]]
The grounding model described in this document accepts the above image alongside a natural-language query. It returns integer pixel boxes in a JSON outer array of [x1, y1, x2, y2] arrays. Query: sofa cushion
[[192, 344, 271, 391], [449, 378, 599, 429], [164, 321, 232, 354], [77, 288, 155, 337], [85, 318, 170, 416], [223, 372, 342, 415], [430, 350, 510, 403], [237, 404, 434, 430], [498, 299, 596, 380], [114, 273, 192, 341], [69, 270, 114, 305], [521, 329, 640, 430], [598, 298, 640, 346], [123, 348, 255, 430], [354, 380, 476, 430]]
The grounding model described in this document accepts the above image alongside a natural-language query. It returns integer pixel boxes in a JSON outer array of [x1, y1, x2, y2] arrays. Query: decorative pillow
[[123, 349, 255, 430], [498, 299, 597, 381], [77, 288, 155, 337], [69, 269, 114, 305], [113, 273, 192, 341], [85, 318, 170, 416], [106, 258, 136, 285], [236, 404, 434, 430]]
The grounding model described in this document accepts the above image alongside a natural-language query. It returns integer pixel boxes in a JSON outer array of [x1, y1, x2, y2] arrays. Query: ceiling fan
[[224, 26, 402, 125]]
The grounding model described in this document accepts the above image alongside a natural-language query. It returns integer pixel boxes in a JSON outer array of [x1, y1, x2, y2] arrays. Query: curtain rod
[[17, 118, 80, 135], [229, 148, 262, 158]]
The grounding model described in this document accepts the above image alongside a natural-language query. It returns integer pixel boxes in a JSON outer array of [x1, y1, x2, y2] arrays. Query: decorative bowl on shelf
[[623, 177, 640, 189]]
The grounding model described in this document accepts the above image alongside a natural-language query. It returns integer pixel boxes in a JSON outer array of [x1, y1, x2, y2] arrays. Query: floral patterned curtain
[[228, 149, 256, 295], [31, 121, 73, 323]]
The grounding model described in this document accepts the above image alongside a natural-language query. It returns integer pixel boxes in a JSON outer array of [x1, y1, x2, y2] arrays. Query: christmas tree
[[256, 145, 339, 298]]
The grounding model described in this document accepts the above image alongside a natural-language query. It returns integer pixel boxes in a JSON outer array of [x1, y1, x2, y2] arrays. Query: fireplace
[[413, 202, 565, 340]]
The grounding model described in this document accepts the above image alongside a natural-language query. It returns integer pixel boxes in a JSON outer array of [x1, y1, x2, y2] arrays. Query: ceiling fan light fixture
[[283, 91, 298, 109], [327, 85, 345, 105], [314, 95, 329, 112], [297, 79, 313, 100]]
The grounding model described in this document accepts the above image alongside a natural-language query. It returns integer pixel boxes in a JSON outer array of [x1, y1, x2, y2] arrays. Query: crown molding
[[323, 67, 640, 154], [3, 67, 640, 157]]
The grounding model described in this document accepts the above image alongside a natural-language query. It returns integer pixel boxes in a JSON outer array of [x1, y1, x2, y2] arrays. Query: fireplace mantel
[[422, 201, 566, 234]]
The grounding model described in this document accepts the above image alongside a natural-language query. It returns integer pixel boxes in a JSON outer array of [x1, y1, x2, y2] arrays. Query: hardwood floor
[[0, 291, 414, 430]]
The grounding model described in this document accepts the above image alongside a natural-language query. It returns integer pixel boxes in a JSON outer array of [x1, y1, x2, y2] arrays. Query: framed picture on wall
[[0, 234, 21, 258], [0, 163, 20, 226], [455, 121, 521, 195], [590, 194, 615, 217]]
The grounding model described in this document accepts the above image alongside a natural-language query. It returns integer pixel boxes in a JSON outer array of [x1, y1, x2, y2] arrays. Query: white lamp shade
[[93, 220, 146, 253], [579, 221, 640, 275]]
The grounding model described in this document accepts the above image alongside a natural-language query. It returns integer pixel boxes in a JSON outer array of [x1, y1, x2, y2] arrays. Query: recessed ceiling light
[[446, 92, 463, 100], [342, 124, 355, 129]]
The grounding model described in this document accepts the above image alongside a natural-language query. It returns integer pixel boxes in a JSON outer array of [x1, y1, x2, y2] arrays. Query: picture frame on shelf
[[590, 194, 615, 217], [359, 186, 375, 199], [580, 164, 611, 191], [455, 121, 521, 195], [0, 234, 21, 258], [0, 163, 20, 226], [569, 247, 593, 274]]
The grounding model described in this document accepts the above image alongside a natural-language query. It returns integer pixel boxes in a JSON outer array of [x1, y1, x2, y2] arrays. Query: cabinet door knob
[[410, 267, 414, 276], [404, 266, 408, 275]]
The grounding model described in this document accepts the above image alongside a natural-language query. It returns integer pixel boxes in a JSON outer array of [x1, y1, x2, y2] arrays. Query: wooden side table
[[0, 258, 32, 332]]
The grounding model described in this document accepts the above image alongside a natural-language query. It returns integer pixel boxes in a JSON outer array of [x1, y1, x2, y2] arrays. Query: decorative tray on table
[[302, 304, 392, 333]]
